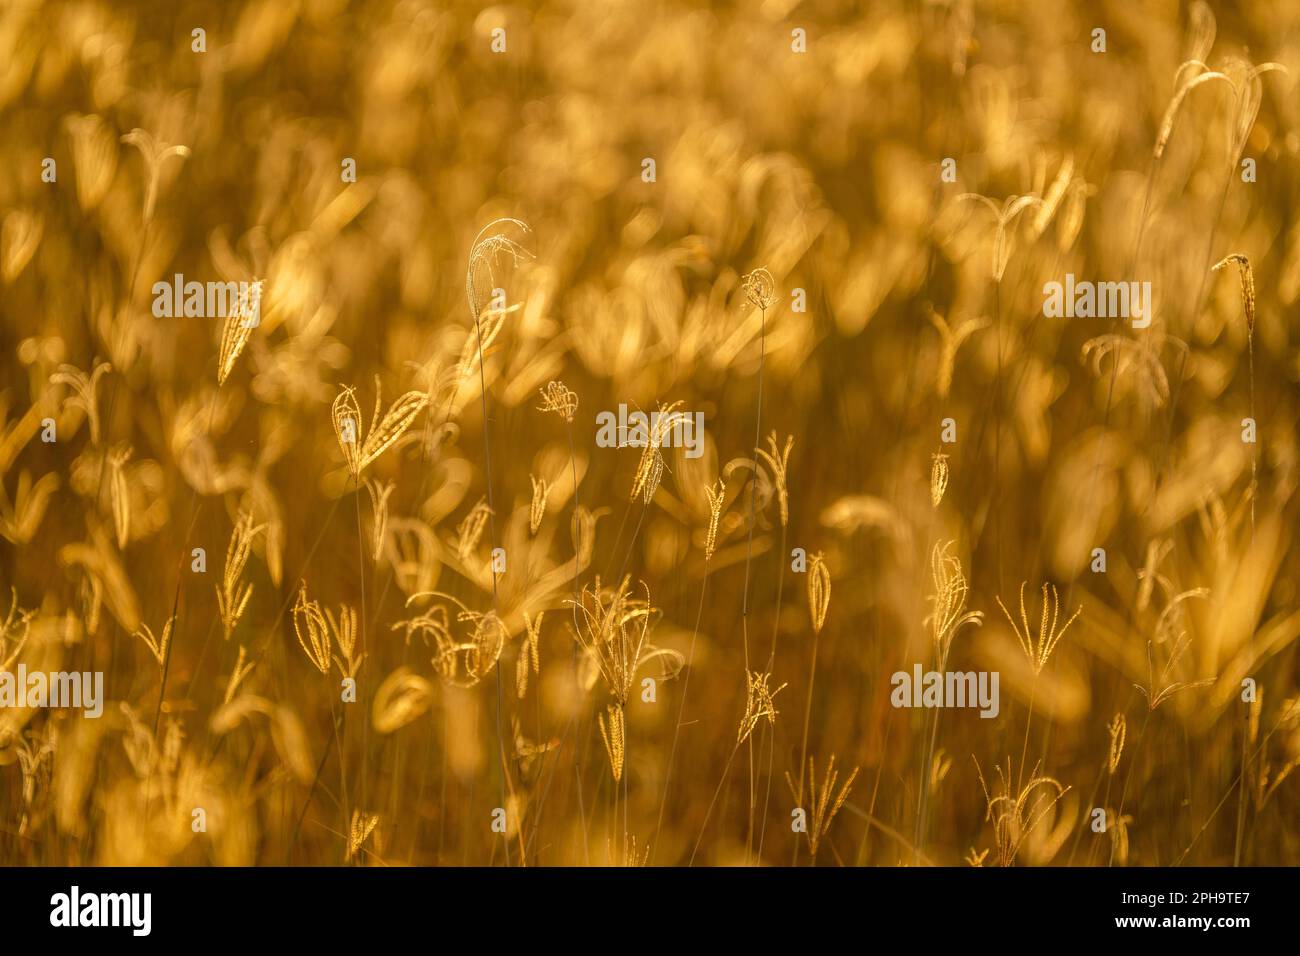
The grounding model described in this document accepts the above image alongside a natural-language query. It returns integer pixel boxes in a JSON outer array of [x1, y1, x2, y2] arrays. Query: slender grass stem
[[791, 628, 821, 866]]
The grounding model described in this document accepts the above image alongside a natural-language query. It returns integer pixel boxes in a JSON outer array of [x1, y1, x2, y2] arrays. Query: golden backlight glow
[[0, 0, 1297, 867]]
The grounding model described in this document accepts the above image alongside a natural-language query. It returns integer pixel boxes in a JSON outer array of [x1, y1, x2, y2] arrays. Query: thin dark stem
[[740, 304, 765, 862], [353, 475, 368, 823], [1109, 709, 1150, 866], [288, 704, 344, 862], [791, 628, 821, 865], [470, 303, 517, 867], [755, 522, 788, 861], [650, 562, 710, 862], [689, 740, 739, 866]]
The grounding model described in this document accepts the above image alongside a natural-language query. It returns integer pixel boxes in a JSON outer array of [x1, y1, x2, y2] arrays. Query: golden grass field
[[1, 0, 1298, 867]]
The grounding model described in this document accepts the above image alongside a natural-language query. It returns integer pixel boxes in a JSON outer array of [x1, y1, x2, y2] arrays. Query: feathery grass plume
[[784, 754, 858, 861], [1153, 61, 1233, 159], [216, 511, 265, 640], [107, 444, 132, 548], [703, 477, 726, 561], [292, 582, 331, 675], [223, 646, 255, 705], [628, 401, 684, 504], [517, 611, 543, 699], [327, 603, 364, 679], [529, 474, 550, 534], [50, 361, 111, 445], [537, 380, 578, 422], [755, 432, 792, 527], [363, 478, 395, 562], [347, 810, 379, 862], [331, 385, 363, 475], [926, 307, 988, 399], [1135, 637, 1214, 712], [466, 218, 532, 323], [449, 610, 506, 687], [371, 667, 435, 733], [996, 581, 1081, 675], [929, 452, 949, 508], [119, 128, 191, 222], [362, 383, 428, 473], [925, 541, 983, 664], [598, 703, 626, 781], [332, 378, 429, 479], [567, 577, 681, 705], [973, 756, 1071, 866], [1080, 331, 1189, 409], [741, 267, 777, 311], [636, 447, 665, 504], [736, 670, 786, 745], [1106, 713, 1127, 775], [806, 551, 831, 634], [397, 592, 505, 687], [955, 193, 1042, 282], [391, 601, 451, 650], [132, 619, 171, 669], [456, 497, 492, 564], [1212, 254, 1256, 335], [217, 278, 263, 385]]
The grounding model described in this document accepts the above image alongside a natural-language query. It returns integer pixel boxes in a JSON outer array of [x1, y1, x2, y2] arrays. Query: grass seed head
[[292, 581, 332, 675], [1106, 713, 1127, 775], [755, 432, 793, 527], [737, 670, 786, 745], [996, 581, 1081, 676], [929, 452, 949, 508], [807, 551, 831, 635], [537, 380, 578, 422], [1213, 253, 1256, 335]]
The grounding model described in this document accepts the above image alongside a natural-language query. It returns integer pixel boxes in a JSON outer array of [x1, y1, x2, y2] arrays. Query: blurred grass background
[[0, 0, 1298, 865]]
